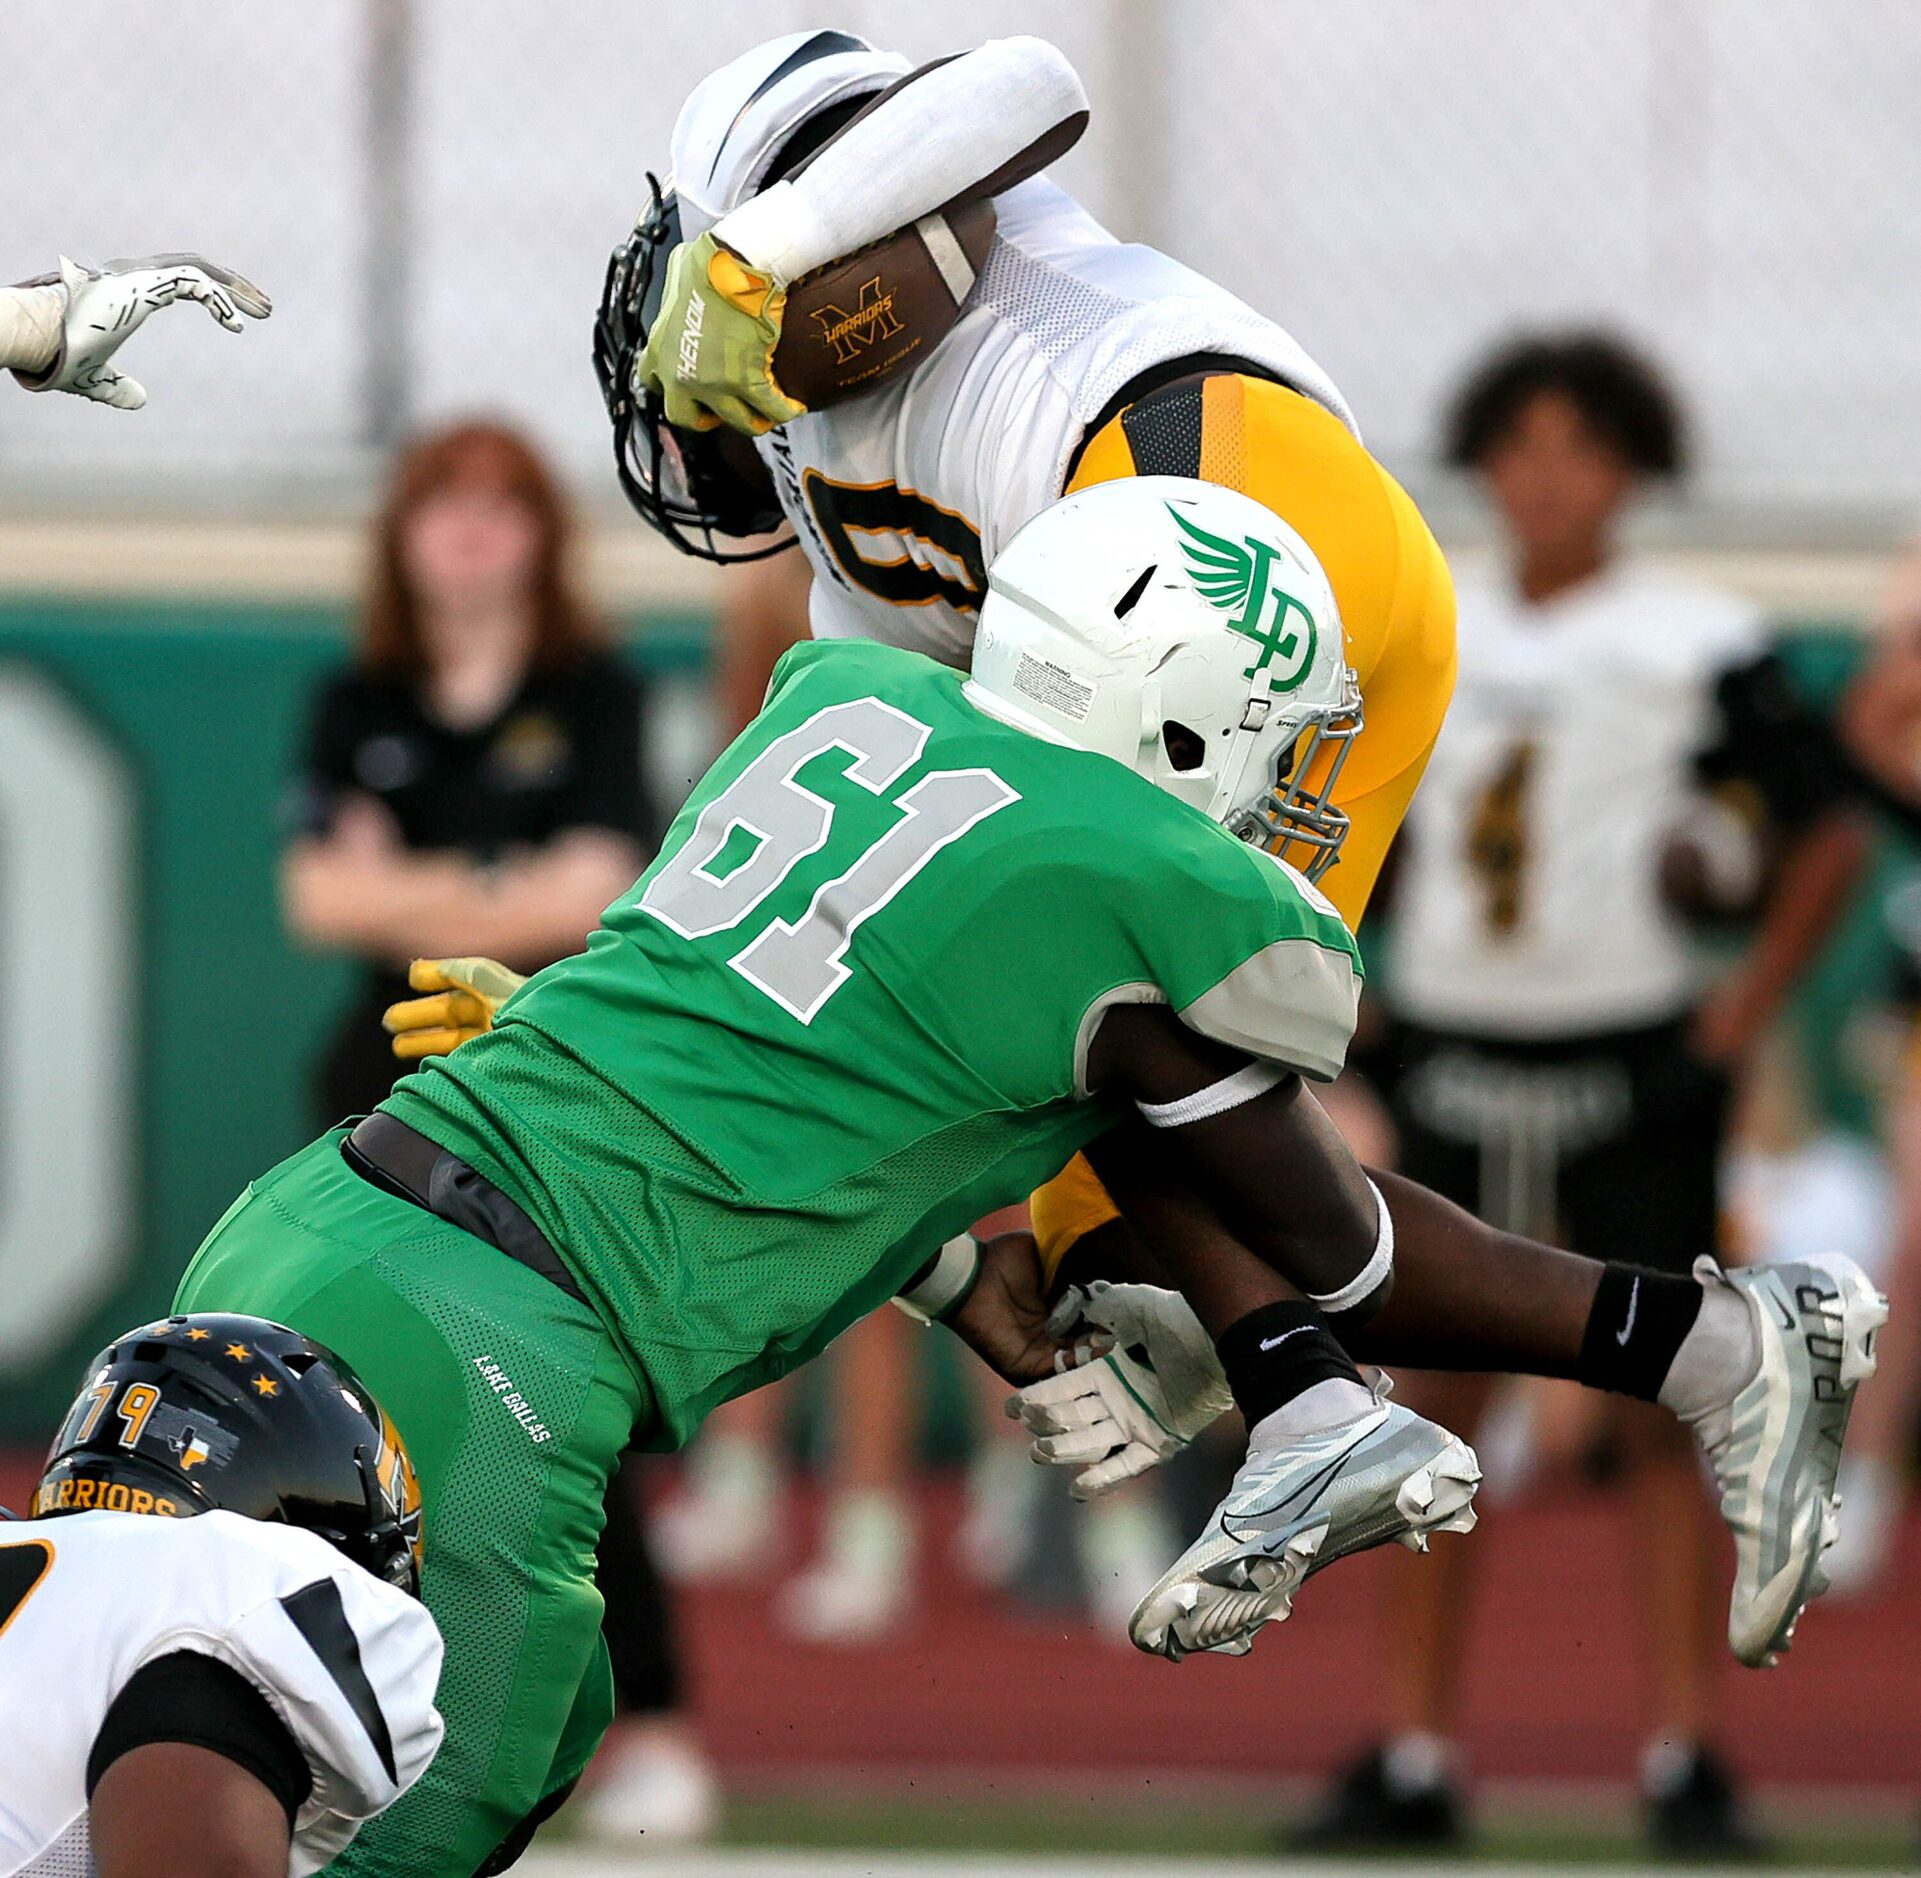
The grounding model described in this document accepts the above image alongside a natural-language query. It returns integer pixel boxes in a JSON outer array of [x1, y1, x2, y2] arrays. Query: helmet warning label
[[1011, 652, 1094, 723]]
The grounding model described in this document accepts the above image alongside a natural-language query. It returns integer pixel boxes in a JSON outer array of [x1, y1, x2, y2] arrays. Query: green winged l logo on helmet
[[1167, 502, 1319, 690]]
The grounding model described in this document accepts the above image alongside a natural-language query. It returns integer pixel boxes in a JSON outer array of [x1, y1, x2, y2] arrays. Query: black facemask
[[592, 175, 794, 564]]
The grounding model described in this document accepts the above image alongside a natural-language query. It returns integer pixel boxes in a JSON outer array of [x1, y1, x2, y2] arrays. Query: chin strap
[[347, 1442, 419, 1592]]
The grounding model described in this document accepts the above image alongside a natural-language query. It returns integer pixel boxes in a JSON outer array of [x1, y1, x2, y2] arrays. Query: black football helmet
[[32, 1313, 424, 1597], [592, 174, 794, 564]]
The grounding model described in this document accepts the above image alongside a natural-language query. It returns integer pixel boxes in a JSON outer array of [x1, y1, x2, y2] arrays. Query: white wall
[[1158, 0, 1921, 517], [3, 1, 1918, 526]]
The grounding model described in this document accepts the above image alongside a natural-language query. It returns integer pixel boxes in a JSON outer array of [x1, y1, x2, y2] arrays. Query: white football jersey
[[1386, 559, 1765, 1036], [0, 1510, 442, 1878], [760, 176, 1357, 669]]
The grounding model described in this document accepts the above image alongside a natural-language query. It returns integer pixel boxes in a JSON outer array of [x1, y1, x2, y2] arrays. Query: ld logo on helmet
[[1168, 504, 1320, 691]]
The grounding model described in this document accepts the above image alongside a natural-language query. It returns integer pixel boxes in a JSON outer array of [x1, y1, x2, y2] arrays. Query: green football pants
[[174, 1130, 646, 1876]]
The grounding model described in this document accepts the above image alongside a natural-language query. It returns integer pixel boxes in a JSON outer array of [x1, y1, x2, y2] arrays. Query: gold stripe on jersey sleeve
[[1198, 373, 1248, 487]]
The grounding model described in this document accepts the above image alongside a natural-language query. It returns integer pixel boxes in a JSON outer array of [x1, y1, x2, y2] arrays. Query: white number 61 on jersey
[[640, 697, 1018, 1023]]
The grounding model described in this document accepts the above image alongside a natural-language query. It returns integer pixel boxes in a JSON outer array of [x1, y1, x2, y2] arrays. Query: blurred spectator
[[283, 419, 653, 1118], [1297, 333, 1865, 1855], [1829, 536, 1921, 1591], [281, 418, 715, 1844]]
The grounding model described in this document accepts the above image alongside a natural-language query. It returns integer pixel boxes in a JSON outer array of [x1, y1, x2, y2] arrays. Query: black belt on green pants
[[342, 1111, 588, 1307]]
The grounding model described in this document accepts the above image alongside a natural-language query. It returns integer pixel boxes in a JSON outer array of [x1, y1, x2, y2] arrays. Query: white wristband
[[711, 179, 833, 286], [1309, 1177, 1395, 1316], [893, 1232, 982, 1325], [0, 283, 65, 378], [1135, 1060, 1288, 1129]]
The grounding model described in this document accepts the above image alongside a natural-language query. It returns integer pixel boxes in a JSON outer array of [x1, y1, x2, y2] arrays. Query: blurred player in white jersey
[[1296, 333, 1867, 1855], [2, 1313, 440, 1878], [0, 252, 268, 408]]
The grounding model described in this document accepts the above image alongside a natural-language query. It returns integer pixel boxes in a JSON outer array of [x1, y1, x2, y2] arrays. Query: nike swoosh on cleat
[[1223, 1431, 1373, 1533], [1615, 1274, 1640, 1346]]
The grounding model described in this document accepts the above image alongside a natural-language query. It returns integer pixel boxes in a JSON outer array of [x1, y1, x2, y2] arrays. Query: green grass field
[[725, 1794, 1911, 1866], [534, 1783, 1917, 1871]]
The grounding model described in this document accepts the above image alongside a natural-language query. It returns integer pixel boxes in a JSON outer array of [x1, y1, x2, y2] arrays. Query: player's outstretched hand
[[1009, 1282, 1233, 1500], [383, 957, 528, 1061], [15, 254, 271, 409], [947, 1231, 1066, 1385]]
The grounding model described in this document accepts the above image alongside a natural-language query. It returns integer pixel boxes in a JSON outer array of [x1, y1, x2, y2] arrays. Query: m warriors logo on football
[[811, 276, 905, 366]]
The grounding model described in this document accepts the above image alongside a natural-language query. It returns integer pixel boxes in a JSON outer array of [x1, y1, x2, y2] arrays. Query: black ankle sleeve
[[1574, 1263, 1703, 1402], [1216, 1302, 1362, 1431]]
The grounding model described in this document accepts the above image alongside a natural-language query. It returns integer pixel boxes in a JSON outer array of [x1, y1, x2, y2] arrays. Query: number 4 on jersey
[[640, 697, 1019, 1022]]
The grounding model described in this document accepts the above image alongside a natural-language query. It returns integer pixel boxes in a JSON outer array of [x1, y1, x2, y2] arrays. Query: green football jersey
[[385, 638, 1361, 1445]]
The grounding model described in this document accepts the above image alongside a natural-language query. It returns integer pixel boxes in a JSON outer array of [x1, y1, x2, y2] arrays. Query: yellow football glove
[[383, 957, 528, 1061], [633, 231, 806, 436]]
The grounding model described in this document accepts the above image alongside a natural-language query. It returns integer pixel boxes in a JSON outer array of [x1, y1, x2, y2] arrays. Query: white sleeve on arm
[[1176, 936, 1362, 1084], [805, 572, 878, 643], [0, 281, 64, 376], [223, 1560, 444, 1858], [714, 36, 1088, 282]]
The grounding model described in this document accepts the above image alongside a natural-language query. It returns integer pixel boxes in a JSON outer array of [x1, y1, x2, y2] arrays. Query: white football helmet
[[964, 476, 1363, 878], [669, 30, 909, 243]]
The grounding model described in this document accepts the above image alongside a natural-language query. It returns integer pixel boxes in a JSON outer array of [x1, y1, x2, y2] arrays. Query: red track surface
[[672, 1478, 1920, 1791], [6, 1454, 1913, 1789]]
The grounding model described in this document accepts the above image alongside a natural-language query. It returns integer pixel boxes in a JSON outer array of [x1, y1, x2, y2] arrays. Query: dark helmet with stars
[[30, 1313, 424, 1597]]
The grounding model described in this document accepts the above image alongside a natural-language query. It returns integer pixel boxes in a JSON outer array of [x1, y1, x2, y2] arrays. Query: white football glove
[[12, 254, 270, 409], [1008, 1282, 1233, 1499]]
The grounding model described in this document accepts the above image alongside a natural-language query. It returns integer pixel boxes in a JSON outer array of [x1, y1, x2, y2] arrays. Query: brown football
[[775, 197, 997, 410]]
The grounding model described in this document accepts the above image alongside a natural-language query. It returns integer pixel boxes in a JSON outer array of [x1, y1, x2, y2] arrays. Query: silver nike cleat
[[1129, 1381, 1481, 1662], [1688, 1254, 1887, 1668]]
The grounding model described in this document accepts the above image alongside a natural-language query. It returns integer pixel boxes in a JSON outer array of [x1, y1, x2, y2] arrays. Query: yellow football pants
[[1033, 374, 1458, 1273]]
